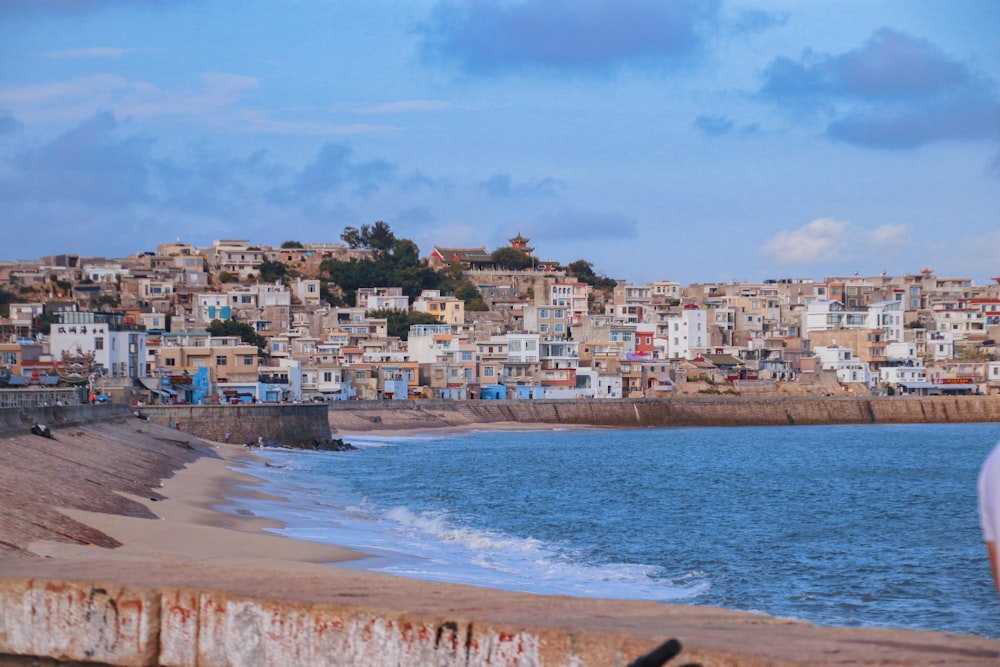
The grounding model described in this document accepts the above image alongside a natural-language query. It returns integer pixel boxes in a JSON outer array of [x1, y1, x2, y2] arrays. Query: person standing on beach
[[978, 440, 1000, 596]]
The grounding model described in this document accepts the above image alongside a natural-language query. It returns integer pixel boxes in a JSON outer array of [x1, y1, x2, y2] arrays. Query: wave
[[374, 505, 708, 601]]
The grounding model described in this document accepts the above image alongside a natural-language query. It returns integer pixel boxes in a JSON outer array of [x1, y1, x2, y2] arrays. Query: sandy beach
[[2, 418, 1000, 665], [24, 440, 365, 570]]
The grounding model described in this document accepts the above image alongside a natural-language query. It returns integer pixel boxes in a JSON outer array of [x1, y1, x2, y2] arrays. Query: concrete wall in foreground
[[0, 577, 608, 667]]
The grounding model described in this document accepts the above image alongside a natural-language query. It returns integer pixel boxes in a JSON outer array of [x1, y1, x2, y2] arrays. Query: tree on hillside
[[568, 258, 617, 290], [0, 287, 15, 318], [322, 223, 439, 303], [341, 221, 396, 254], [280, 240, 304, 249], [207, 319, 268, 355], [491, 246, 533, 271], [367, 308, 441, 340], [438, 262, 488, 311], [257, 260, 290, 284]]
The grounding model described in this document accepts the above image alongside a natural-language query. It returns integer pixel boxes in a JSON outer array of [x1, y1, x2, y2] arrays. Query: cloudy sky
[[1, 0, 998, 285]]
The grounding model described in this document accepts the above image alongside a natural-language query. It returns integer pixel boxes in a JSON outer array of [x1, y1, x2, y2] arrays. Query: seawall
[[139, 403, 333, 447], [0, 403, 133, 435], [324, 395, 1000, 433]]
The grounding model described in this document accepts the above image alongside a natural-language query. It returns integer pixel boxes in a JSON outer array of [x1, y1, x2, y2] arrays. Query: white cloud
[[44, 47, 131, 59], [760, 218, 912, 266], [356, 99, 453, 115], [868, 223, 908, 245], [0, 72, 391, 135], [760, 217, 851, 264]]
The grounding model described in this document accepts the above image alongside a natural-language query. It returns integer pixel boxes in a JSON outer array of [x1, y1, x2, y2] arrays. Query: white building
[[867, 300, 904, 343], [406, 324, 460, 364], [813, 345, 874, 386], [50, 311, 147, 379], [356, 287, 408, 311], [664, 306, 707, 360], [926, 330, 956, 361]]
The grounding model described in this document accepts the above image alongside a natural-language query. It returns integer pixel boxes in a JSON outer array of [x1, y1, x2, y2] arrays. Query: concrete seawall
[[139, 404, 333, 447], [8, 396, 995, 448], [325, 395, 1000, 432], [0, 403, 132, 435]]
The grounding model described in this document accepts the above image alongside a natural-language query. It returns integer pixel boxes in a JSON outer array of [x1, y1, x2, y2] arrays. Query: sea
[[226, 422, 1000, 639]]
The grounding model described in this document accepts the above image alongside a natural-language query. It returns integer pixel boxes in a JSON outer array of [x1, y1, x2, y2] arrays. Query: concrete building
[[49, 311, 147, 380]]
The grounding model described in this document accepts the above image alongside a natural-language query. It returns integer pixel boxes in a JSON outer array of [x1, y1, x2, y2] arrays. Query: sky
[[1, 0, 998, 286]]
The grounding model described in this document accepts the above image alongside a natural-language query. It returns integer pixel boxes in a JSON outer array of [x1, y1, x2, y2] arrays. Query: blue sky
[[1, 0, 998, 285]]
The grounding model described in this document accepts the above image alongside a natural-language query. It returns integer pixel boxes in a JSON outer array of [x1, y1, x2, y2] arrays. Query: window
[[540, 324, 549, 333], [483, 366, 495, 377], [216, 356, 228, 366], [165, 358, 176, 367], [540, 309, 549, 319], [243, 355, 254, 366], [323, 372, 332, 382], [554, 323, 565, 333], [94, 337, 104, 350], [461, 351, 473, 361], [554, 309, 564, 319]]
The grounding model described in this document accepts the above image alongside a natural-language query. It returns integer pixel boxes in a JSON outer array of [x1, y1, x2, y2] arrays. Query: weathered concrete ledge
[[138, 403, 333, 447], [324, 395, 1000, 433], [0, 403, 132, 435], [2, 559, 998, 667]]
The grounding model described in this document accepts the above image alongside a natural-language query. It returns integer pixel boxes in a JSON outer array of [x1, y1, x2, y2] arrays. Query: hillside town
[[1, 229, 999, 407]]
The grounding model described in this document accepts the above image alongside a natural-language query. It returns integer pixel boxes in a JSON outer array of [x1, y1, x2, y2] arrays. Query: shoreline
[[2, 419, 999, 665], [25, 439, 365, 569]]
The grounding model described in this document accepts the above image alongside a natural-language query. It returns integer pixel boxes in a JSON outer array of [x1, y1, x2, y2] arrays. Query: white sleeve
[[979, 443, 1000, 542]]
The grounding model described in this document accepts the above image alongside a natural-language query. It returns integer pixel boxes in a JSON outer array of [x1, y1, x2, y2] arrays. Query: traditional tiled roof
[[431, 246, 493, 265]]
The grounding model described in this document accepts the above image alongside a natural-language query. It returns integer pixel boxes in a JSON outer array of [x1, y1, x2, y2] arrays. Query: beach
[[1, 417, 999, 665]]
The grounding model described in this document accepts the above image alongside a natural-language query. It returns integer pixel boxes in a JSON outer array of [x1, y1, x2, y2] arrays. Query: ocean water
[[230, 422, 1000, 639]]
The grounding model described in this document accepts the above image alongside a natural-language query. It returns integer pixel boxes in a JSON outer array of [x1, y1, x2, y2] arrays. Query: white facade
[[867, 300, 904, 343], [813, 345, 874, 386], [49, 312, 147, 379], [356, 287, 408, 311], [926, 330, 956, 361], [406, 324, 459, 364], [196, 293, 232, 322], [664, 307, 707, 360], [803, 300, 868, 334], [84, 264, 129, 283], [506, 333, 540, 364]]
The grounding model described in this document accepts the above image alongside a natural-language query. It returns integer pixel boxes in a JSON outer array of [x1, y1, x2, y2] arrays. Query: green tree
[[257, 260, 289, 284], [280, 240, 304, 249], [207, 319, 268, 355], [568, 258, 617, 290], [322, 223, 439, 303], [438, 262, 487, 310], [0, 287, 15, 318], [341, 221, 396, 254], [217, 270, 238, 284], [368, 309, 441, 340], [490, 246, 533, 270]]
